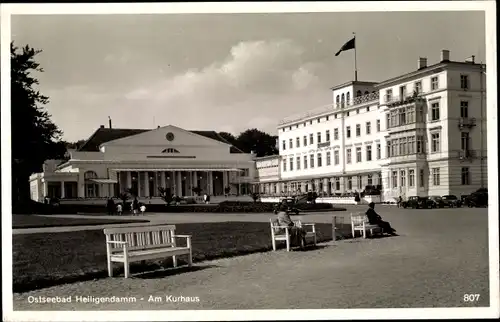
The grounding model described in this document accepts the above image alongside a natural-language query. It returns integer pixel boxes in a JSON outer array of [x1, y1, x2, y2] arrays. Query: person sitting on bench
[[276, 203, 306, 248], [366, 202, 398, 236]]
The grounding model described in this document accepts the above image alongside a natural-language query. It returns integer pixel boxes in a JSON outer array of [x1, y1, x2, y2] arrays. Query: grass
[[13, 221, 334, 293], [12, 215, 150, 229]]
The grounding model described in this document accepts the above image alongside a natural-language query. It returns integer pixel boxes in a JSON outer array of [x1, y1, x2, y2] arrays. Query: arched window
[[341, 93, 345, 107], [336, 95, 340, 105], [356, 90, 362, 97], [346, 92, 351, 105], [364, 91, 369, 95]]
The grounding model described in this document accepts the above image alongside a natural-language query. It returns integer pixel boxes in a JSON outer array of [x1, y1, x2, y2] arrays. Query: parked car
[[441, 195, 462, 208], [429, 196, 446, 208], [465, 188, 488, 207], [401, 196, 435, 209], [279, 197, 300, 215]]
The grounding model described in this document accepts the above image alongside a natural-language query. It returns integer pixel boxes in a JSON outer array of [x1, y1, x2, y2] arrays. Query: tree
[[235, 129, 278, 157], [11, 42, 67, 204], [158, 187, 173, 206], [65, 139, 86, 150], [218, 132, 237, 146]]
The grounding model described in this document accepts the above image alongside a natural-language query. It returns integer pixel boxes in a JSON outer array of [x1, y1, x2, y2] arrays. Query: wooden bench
[[103, 224, 192, 278], [350, 212, 383, 238], [270, 219, 317, 251]]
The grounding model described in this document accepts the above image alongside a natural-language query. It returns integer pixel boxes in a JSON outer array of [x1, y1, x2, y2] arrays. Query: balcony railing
[[457, 149, 477, 161], [317, 141, 330, 148], [385, 92, 424, 106], [458, 117, 476, 129], [335, 92, 380, 109]]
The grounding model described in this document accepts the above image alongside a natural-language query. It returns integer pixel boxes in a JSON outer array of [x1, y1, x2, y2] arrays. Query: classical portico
[[29, 125, 255, 201]]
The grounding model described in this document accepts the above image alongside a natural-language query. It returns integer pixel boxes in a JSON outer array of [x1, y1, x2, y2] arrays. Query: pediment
[[101, 125, 230, 148]]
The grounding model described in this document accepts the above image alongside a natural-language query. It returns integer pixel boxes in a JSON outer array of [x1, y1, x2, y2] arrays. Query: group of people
[[106, 198, 146, 216], [273, 201, 397, 250]]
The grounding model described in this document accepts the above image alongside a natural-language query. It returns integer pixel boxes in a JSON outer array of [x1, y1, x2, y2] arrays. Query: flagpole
[[353, 32, 358, 81]]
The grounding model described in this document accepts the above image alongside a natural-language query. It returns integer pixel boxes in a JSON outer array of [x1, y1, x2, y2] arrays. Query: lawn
[[12, 215, 150, 229], [13, 221, 334, 293]]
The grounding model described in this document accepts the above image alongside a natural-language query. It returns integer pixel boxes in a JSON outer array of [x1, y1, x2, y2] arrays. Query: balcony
[[457, 149, 477, 161], [458, 117, 476, 129], [386, 152, 427, 165], [335, 92, 380, 109], [385, 92, 425, 107], [317, 141, 330, 148]]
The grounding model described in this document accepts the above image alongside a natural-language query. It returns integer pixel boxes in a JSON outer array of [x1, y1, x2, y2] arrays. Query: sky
[[11, 11, 485, 142]]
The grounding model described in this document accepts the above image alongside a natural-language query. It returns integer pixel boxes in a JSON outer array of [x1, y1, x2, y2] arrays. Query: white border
[[1, 2, 498, 321]]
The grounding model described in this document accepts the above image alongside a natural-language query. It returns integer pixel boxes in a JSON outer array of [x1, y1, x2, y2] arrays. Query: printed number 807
[[463, 294, 480, 302]]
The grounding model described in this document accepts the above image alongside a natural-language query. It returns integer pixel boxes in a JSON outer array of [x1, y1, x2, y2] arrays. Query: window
[[419, 169, 425, 187], [366, 122, 371, 135], [346, 92, 350, 105], [326, 116, 329, 121], [296, 137, 300, 148], [336, 95, 340, 106], [289, 158, 294, 171], [461, 167, 470, 185], [367, 106, 370, 112], [335, 177, 340, 190], [304, 156, 308, 169], [461, 132, 470, 151], [334, 150, 340, 165], [392, 171, 398, 188], [431, 76, 439, 90], [283, 159, 287, 171], [317, 118, 320, 123], [289, 138, 293, 149], [417, 105, 424, 122], [317, 132, 322, 144], [346, 112, 350, 117], [376, 120, 380, 132], [400, 137, 407, 155], [303, 136, 307, 146], [356, 90, 362, 97], [310, 120, 313, 125], [432, 168, 440, 185], [376, 143, 381, 159], [385, 89, 393, 102], [282, 140, 286, 150], [408, 136, 415, 154], [326, 151, 331, 166], [460, 75, 469, 90], [409, 169, 415, 187], [417, 135, 424, 153], [399, 85, 407, 99], [310, 154, 315, 168], [317, 153, 323, 167], [460, 101, 469, 118], [414, 81, 422, 94], [356, 109, 360, 114], [356, 147, 362, 162], [407, 106, 415, 123], [326, 130, 330, 142], [386, 141, 392, 158], [366, 145, 372, 161], [386, 113, 391, 129], [391, 139, 398, 156], [357, 176, 362, 189], [367, 174, 373, 186], [356, 124, 361, 137], [431, 102, 440, 121], [334, 128, 339, 140], [309, 133, 313, 145], [347, 177, 352, 190], [431, 133, 440, 153], [341, 93, 345, 107], [346, 126, 351, 138], [346, 148, 352, 164], [400, 170, 406, 187]]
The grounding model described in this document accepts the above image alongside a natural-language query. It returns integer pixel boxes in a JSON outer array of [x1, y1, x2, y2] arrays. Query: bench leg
[[107, 257, 113, 277], [286, 237, 290, 252], [124, 262, 130, 279], [188, 250, 193, 267], [272, 238, 276, 251], [362, 229, 367, 239], [172, 255, 177, 268]]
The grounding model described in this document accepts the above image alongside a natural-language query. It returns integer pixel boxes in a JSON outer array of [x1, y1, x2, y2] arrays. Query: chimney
[[441, 49, 450, 62], [100, 125, 105, 129], [108, 116, 112, 129], [418, 57, 427, 70]]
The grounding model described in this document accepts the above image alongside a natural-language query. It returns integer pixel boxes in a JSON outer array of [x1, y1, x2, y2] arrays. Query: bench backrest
[[103, 224, 176, 251], [350, 212, 369, 226], [270, 218, 301, 235]]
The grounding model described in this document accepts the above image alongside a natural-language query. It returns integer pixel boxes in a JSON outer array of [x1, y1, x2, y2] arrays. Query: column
[[136, 172, 142, 197], [176, 171, 182, 196], [144, 172, 150, 197], [223, 171, 228, 192], [171, 171, 176, 195], [160, 171, 166, 189], [60, 181, 65, 198], [206, 172, 211, 195], [126, 171, 132, 190], [193, 171, 198, 189], [43, 180, 48, 198], [78, 175, 85, 198]]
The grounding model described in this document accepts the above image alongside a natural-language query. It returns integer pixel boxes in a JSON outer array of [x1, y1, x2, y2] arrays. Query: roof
[[77, 127, 244, 153], [329, 80, 379, 91]]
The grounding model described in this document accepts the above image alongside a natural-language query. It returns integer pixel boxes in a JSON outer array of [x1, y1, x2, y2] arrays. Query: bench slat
[[104, 224, 176, 235]]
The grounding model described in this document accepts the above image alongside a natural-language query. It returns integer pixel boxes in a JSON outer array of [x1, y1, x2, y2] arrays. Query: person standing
[[106, 198, 115, 215], [116, 203, 123, 216]]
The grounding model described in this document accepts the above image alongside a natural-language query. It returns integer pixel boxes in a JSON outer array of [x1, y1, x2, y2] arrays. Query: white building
[[29, 124, 256, 201], [273, 50, 487, 201]]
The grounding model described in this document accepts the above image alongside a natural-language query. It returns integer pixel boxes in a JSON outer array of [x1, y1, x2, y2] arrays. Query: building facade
[[272, 50, 487, 201], [29, 125, 256, 201]]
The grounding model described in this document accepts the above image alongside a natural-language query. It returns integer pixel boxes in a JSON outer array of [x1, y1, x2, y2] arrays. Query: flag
[[335, 37, 355, 56]]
